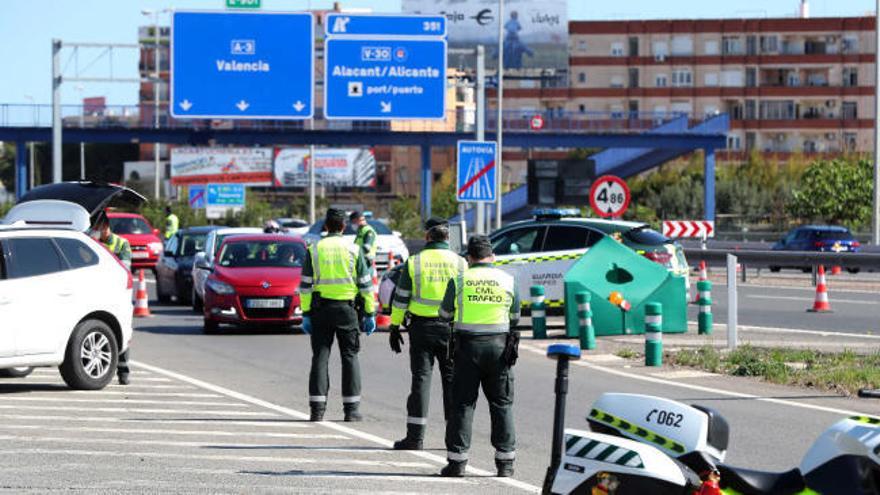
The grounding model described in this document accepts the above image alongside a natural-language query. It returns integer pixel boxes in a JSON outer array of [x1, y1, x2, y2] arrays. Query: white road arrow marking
[[380, 101, 392, 113], [179, 100, 193, 111], [293, 101, 305, 112], [236, 100, 250, 112]]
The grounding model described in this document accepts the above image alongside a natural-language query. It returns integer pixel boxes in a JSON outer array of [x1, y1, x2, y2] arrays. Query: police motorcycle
[[542, 344, 880, 495]]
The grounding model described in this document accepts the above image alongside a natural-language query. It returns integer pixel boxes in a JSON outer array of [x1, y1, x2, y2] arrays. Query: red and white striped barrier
[[662, 220, 715, 239]]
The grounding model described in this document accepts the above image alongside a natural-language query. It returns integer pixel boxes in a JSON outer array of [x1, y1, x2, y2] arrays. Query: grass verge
[[664, 345, 880, 396]]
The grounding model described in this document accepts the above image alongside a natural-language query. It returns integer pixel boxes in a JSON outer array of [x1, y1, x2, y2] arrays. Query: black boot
[[496, 460, 514, 478], [309, 403, 325, 422], [117, 373, 130, 386], [343, 403, 362, 422], [393, 423, 424, 450], [439, 460, 467, 477]]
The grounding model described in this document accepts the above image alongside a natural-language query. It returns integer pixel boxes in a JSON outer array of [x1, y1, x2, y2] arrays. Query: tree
[[787, 157, 874, 228], [431, 166, 458, 220]]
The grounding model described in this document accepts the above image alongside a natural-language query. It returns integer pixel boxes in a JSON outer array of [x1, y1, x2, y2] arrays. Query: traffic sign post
[[589, 175, 630, 218], [456, 140, 497, 203], [171, 11, 313, 120], [324, 14, 447, 120]]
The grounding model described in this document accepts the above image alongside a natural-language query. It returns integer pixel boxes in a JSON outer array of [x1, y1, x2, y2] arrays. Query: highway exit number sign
[[226, 0, 261, 8]]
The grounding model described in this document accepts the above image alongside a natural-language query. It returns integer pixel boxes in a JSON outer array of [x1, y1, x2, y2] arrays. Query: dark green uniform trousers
[[309, 301, 361, 411], [404, 317, 454, 440], [445, 333, 515, 464]]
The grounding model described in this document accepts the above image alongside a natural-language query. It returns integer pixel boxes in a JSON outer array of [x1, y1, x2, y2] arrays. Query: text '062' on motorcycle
[[541, 344, 880, 495]]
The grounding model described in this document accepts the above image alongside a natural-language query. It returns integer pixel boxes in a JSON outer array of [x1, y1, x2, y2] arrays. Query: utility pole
[[75, 85, 85, 180], [52, 39, 62, 183], [308, 0, 316, 224], [475, 45, 486, 235], [152, 13, 162, 200], [874, 0, 880, 244], [494, 0, 505, 230]]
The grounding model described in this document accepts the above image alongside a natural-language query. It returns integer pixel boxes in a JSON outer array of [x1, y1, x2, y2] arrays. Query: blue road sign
[[325, 14, 446, 37], [457, 141, 497, 203], [207, 183, 246, 207], [324, 38, 447, 120], [188, 185, 207, 209], [171, 11, 313, 120]]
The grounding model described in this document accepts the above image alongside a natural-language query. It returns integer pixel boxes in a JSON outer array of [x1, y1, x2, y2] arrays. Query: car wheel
[[802, 267, 812, 273], [0, 367, 34, 378], [769, 266, 781, 273], [847, 268, 861, 274], [192, 288, 204, 313], [203, 318, 220, 335], [59, 319, 118, 390]]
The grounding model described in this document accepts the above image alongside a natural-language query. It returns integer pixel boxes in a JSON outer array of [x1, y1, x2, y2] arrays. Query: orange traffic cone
[[831, 265, 842, 276], [133, 269, 152, 318], [692, 261, 708, 303], [807, 265, 833, 313]]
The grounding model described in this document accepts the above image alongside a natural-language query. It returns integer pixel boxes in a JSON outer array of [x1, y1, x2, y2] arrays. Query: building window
[[704, 73, 719, 87], [672, 69, 692, 87], [727, 135, 742, 150], [842, 101, 858, 120], [745, 68, 757, 88], [722, 70, 744, 87], [842, 35, 859, 54], [671, 36, 694, 56], [628, 37, 639, 57], [746, 35, 757, 55], [653, 41, 669, 60], [722, 36, 743, 55], [843, 68, 858, 87], [844, 132, 858, 150], [628, 68, 639, 88], [610, 105, 625, 119], [610, 75, 624, 88], [577, 39, 588, 52], [704, 40, 719, 55], [578, 72, 586, 84], [760, 100, 796, 120], [759, 35, 778, 53], [655, 74, 668, 87], [579, 104, 586, 114], [745, 132, 756, 150], [611, 42, 625, 57]]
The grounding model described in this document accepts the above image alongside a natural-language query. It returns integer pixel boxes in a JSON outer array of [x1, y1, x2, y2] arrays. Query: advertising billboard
[[273, 148, 376, 188], [402, 0, 568, 70], [170, 147, 273, 186]]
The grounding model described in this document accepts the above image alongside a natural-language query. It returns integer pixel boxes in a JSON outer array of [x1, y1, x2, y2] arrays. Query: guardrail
[[683, 248, 880, 271]]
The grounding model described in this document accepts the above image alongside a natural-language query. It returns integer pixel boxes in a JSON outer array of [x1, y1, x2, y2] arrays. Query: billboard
[[170, 147, 273, 186], [273, 148, 376, 188], [402, 0, 568, 70]]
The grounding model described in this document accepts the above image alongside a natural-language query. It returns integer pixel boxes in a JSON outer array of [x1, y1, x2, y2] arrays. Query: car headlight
[[148, 242, 163, 254], [206, 278, 235, 295]]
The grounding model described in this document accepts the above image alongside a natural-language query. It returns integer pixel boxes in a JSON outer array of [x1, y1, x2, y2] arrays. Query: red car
[[202, 234, 306, 334], [107, 212, 163, 271]]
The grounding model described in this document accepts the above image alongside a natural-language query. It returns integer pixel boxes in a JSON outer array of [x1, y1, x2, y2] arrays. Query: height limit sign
[[589, 175, 630, 218]]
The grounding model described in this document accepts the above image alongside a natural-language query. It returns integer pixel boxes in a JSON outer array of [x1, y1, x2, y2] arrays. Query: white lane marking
[[520, 343, 872, 417], [0, 404, 275, 416], [67, 390, 223, 398], [132, 360, 542, 494], [745, 294, 877, 305], [0, 396, 248, 407], [651, 370, 718, 379], [0, 424, 339, 439], [740, 283, 880, 295], [686, 321, 880, 340], [9, 381, 197, 390], [0, 414, 311, 429], [0, 447, 432, 469]]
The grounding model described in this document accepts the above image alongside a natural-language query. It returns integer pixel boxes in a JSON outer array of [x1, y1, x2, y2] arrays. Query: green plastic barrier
[[563, 237, 687, 336]]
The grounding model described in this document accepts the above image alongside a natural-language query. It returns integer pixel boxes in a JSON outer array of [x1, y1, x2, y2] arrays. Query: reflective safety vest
[[355, 224, 377, 261], [408, 250, 466, 318], [165, 213, 179, 240], [453, 265, 516, 335], [310, 235, 362, 302], [103, 233, 131, 270]]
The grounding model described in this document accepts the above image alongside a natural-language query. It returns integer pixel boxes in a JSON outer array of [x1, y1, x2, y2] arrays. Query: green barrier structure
[[697, 280, 713, 335], [645, 302, 663, 366], [563, 237, 687, 337], [531, 285, 547, 339], [576, 291, 595, 350]]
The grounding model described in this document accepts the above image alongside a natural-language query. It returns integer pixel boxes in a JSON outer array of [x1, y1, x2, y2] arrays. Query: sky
[[0, 0, 876, 108]]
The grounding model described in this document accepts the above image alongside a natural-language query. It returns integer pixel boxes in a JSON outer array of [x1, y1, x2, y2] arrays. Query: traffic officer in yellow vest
[[350, 211, 377, 269], [300, 208, 377, 422], [164, 206, 179, 241], [90, 213, 132, 385], [438, 235, 521, 478], [389, 217, 466, 450]]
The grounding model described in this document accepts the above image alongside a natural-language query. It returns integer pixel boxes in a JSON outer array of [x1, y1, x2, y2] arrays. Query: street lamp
[[23, 94, 36, 188], [142, 8, 171, 200], [74, 84, 85, 180]]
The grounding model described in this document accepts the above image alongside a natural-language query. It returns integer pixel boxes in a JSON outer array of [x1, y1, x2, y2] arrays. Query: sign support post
[[475, 45, 486, 235], [494, 0, 504, 230]]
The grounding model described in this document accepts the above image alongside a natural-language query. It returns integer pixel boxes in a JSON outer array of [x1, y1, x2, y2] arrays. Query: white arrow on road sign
[[236, 100, 250, 111], [293, 101, 305, 112], [179, 100, 193, 111], [380, 101, 391, 113]]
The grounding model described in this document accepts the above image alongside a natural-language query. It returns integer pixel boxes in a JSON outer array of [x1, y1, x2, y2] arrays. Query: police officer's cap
[[467, 235, 493, 259], [424, 216, 448, 231], [326, 208, 347, 222], [349, 211, 364, 221]]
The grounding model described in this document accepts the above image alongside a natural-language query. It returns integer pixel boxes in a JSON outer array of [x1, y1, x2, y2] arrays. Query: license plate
[[131, 251, 149, 259], [246, 298, 285, 309]]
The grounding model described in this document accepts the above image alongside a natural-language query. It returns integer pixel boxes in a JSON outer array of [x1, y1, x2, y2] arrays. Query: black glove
[[503, 331, 520, 366], [389, 325, 404, 354]]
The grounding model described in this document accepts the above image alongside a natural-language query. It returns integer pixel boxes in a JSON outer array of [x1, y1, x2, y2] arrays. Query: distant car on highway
[[303, 218, 409, 273], [1, 196, 135, 390], [771, 225, 861, 273], [201, 234, 307, 334], [274, 217, 310, 236], [191, 227, 263, 312], [155, 226, 217, 305], [106, 212, 163, 273]]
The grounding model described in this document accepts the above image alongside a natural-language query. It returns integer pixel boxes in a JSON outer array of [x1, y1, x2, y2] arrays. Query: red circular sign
[[589, 175, 631, 218], [529, 114, 544, 130]]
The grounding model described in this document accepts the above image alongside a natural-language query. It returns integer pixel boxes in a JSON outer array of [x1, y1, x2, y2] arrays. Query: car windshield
[[813, 230, 852, 241], [623, 226, 670, 245], [217, 241, 306, 268], [179, 233, 207, 257], [109, 217, 152, 235], [308, 220, 392, 235]]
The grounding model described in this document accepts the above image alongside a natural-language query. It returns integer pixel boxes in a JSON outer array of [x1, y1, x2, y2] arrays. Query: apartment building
[[559, 16, 877, 155]]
